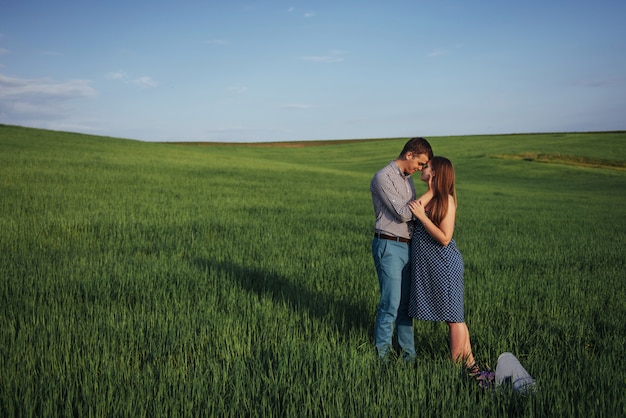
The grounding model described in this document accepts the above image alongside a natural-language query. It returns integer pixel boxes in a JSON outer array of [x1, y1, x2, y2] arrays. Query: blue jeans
[[372, 238, 415, 359]]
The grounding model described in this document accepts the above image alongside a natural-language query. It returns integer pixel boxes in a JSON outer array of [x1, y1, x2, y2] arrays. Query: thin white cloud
[[0, 48, 9, 55], [0, 72, 97, 127], [105, 71, 157, 88], [4, 100, 65, 117], [427, 44, 463, 58], [0, 73, 96, 99], [288, 7, 295, 13], [133, 76, 157, 88], [105, 71, 128, 80], [304, 11, 316, 18], [301, 50, 346, 63], [427, 49, 448, 57]]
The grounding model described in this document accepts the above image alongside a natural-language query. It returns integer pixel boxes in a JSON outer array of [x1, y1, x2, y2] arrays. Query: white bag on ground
[[495, 352, 536, 394]]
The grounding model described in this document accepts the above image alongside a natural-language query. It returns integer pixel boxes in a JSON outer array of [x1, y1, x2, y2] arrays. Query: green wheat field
[[1, 124, 625, 417]]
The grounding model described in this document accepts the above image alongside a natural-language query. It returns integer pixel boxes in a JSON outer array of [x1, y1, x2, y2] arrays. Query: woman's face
[[420, 162, 432, 183]]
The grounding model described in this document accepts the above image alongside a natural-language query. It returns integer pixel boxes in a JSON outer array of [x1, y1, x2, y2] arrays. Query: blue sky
[[1, 1, 625, 142]]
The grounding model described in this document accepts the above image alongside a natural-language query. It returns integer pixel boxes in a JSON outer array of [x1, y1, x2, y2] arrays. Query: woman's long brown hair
[[426, 156, 457, 227]]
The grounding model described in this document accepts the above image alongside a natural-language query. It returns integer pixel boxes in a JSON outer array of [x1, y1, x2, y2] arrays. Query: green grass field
[[1, 124, 625, 416]]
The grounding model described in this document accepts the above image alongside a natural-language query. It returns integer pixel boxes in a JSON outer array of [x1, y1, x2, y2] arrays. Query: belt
[[374, 233, 411, 244]]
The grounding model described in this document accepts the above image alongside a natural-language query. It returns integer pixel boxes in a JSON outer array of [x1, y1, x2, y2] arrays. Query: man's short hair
[[400, 137, 433, 160]]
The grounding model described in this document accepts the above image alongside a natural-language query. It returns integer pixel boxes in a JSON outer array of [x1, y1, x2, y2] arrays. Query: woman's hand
[[409, 199, 426, 220]]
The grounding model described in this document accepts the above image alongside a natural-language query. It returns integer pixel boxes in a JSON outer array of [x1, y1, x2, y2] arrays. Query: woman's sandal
[[467, 364, 495, 390]]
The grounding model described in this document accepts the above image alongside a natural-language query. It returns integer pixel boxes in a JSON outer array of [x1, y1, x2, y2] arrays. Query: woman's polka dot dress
[[408, 220, 465, 323]]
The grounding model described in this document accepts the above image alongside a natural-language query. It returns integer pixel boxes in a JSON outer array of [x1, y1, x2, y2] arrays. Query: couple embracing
[[370, 137, 480, 374]]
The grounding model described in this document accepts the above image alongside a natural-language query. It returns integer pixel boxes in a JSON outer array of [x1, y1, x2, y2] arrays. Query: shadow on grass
[[191, 257, 373, 338]]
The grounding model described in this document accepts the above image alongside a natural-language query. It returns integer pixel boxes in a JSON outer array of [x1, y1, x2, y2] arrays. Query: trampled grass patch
[[493, 152, 626, 170], [1, 125, 625, 416]]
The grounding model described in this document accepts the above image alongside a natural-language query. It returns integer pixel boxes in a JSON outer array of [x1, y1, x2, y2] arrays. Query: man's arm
[[371, 171, 414, 223]]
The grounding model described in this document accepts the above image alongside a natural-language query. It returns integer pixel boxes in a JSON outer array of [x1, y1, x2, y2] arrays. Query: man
[[370, 137, 433, 360]]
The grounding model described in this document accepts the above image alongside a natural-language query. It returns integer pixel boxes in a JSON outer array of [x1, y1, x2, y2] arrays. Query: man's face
[[406, 153, 430, 175], [420, 162, 432, 183]]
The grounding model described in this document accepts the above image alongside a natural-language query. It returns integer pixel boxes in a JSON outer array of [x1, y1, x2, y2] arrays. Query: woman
[[408, 156, 487, 378]]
